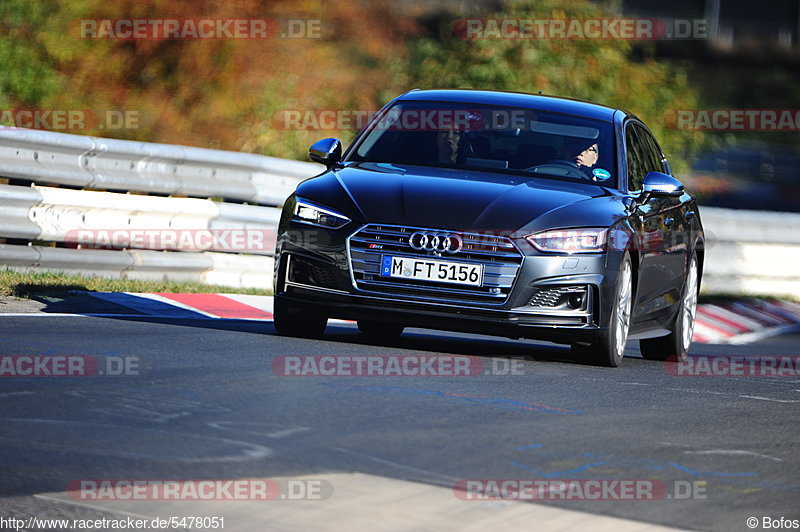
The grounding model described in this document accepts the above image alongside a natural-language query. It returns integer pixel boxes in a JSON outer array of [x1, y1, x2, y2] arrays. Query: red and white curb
[[139, 292, 276, 320], [692, 299, 800, 344], [79, 293, 800, 345], [92, 292, 356, 326]]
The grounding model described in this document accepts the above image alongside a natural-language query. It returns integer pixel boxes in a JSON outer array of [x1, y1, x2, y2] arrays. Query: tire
[[272, 298, 327, 339], [357, 320, 405, 338], [573, 254, 633, 367], [640, 253, 699, 362]]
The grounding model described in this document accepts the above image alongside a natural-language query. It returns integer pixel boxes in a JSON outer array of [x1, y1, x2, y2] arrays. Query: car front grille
[[348, 224, 524, 305]]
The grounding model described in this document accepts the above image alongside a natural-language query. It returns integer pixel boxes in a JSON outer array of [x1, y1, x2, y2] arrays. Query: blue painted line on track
[[516, 443, 544, 451], [667, 461, 757, 477], [86, 293, 208, 318], [510, 460, 609, 478]]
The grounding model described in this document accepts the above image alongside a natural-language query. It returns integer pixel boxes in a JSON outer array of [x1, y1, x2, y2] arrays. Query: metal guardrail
[[0, 127, 322, 204], [0, 184, 281, 255], [0, 243, 273, 288], [0, 185, 42, 239], [700, 207, 800, 299], [2, 127, 800, 296], [0, 127, 321, 288]]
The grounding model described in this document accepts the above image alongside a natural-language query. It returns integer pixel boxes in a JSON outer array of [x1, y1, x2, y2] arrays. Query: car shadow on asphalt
[[19, 290, 614, 367], [319, 326, 582, 365]]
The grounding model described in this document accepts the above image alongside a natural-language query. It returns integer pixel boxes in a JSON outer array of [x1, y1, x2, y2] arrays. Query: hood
[[296, 162, 615, 232]]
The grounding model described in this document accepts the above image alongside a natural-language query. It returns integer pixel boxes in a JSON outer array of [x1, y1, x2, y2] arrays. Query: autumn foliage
[[1, 0, 701, 171]]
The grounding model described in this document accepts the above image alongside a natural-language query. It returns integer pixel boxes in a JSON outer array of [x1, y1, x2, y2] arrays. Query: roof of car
[[396, 89, 620, 121]]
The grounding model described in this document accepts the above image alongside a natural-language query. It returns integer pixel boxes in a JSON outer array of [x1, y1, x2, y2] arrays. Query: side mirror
[[642, 172, 684, 197], [309, 138, 342, 167]]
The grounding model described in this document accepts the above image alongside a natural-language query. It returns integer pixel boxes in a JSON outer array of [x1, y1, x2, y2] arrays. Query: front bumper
[[274, 224, 620, 345]]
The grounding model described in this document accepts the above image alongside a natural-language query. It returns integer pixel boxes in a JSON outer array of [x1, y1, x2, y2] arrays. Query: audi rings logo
[[409, 232, 463, 254]]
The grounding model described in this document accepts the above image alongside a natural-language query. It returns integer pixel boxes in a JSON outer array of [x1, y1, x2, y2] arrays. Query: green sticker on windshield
[[592, 168, 611, 180]]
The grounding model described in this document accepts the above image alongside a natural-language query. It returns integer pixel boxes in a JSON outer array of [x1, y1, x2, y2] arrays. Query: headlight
[[292, 198, 351, 229], [525, 228, 608, 253]]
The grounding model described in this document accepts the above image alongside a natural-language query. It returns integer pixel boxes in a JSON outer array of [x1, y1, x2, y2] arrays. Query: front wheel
[[272, 298, 327, 339], [573, 255, 633, 367], [640, 254, 699, 361]]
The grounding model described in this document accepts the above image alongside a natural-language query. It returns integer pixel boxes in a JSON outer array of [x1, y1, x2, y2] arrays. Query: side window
[[635, 125, 664, 175], [625, 125, 646, 191]]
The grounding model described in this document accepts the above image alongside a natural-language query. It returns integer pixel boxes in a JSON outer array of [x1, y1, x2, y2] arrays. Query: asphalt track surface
[[0, 308, 798, 531]]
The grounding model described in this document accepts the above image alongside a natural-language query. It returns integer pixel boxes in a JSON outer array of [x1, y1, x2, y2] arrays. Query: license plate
[[380, 256, 483, 286]]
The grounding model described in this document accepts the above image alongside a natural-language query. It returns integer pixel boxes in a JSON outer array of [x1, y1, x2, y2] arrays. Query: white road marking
[[664, 388, 727, 395], [207, 421, 311, 439], [683, 449, 783, 462], [33, 494, 160, 522], [0, 418, 274, 462], [332, 447, 458, 484], [739, 395, 800, 403], [0, 391, 35, 398]]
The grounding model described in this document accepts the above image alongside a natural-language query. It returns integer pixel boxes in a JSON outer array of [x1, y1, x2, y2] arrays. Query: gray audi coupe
[[273, 89, 704, 367]]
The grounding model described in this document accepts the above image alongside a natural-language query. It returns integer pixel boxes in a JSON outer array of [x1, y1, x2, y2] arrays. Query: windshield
[[349, 101, 617, 186]]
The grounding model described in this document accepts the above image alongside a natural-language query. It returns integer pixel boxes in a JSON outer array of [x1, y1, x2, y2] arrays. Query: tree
[[0, 0, 62, 109]]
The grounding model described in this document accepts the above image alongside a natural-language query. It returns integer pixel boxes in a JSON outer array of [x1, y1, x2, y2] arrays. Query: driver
[[564, 138, 600, 180], [575, 143, 599, 169], [435, 129, 462, 165]]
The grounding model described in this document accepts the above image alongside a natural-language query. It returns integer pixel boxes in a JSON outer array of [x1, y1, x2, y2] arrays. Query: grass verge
[[0, 269, 272, 298]]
